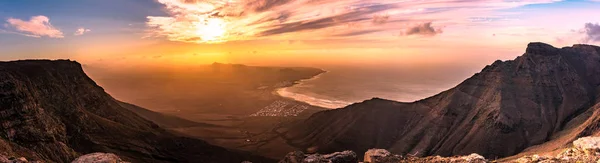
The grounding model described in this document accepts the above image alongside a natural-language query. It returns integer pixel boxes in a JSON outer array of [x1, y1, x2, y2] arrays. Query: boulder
[[460, 153, 486, 162], [573, 136, 600, 154], [71, 153, 128, 163], [364, 149, 401, 163], [514, 137, 600, 162]]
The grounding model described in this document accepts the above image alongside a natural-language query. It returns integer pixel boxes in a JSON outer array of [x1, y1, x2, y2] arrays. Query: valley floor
[[85, 63, 326, 159]]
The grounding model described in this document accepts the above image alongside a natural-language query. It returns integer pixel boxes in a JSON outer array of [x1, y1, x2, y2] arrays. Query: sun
[[196, 18, 227, 43]]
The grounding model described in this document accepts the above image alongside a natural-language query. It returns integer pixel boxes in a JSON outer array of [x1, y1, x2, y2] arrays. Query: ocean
[[276, 65, 472, 109]]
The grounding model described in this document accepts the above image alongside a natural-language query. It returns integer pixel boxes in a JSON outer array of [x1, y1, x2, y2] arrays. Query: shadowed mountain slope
[[284, 43, 600, 159], [0, 60, 273, 163], [117, 101, 219, 128]]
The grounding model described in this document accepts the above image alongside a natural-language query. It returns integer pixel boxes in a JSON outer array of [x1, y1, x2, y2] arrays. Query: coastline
[[274, 70, 352, 109]]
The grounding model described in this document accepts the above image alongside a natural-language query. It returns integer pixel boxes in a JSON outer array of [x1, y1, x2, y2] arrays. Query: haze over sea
[[276, 65, 475, 109]]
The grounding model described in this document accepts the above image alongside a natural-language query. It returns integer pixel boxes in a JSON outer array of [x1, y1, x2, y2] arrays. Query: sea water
[[277, 66, 468, 109]]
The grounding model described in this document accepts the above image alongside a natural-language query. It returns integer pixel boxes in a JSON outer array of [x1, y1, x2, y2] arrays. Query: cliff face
[[0, 60, 271, 163], [284, 43, 600, 159]]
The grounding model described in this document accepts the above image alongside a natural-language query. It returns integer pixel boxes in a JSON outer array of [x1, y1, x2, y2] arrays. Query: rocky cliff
[[0, 60, 272, 163], [283, 43, 600, 159]]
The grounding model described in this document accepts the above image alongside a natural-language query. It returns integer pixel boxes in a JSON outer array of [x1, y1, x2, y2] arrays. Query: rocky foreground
[[279, 136, 600, 163], [1, 153, 127, 163], [5, 136, 600, 163]]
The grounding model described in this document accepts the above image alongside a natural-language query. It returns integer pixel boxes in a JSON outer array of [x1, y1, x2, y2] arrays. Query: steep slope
[[117, 101, 218, 128], [0, 60, 272, 162], [284, 43, 600, 159]]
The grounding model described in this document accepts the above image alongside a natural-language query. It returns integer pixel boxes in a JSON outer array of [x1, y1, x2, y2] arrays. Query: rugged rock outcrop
[[513, 136, 600, 162], [71, 153, 128, 163], [279, 150, 358, 163], [2, 152, 129, 163], [0, 155, 34, 163], [279, 149, 487, 163], [364, 149, 395, 163], [284, 43, 600, 159], [399, 153, 487, 163], [0, 60, 272, 162]]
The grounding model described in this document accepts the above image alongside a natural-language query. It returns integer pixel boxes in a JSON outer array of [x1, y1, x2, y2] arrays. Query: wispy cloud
[[5, 15, 64, 38], [0, 29, 42, 38], [258, 3, 396, 36], [372, 14, 390, 25], [145, 0, 561, 43], [404, 22, 442, 36], [74, 27, 91, 36]]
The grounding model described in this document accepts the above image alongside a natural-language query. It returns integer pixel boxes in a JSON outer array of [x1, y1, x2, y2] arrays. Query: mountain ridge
[[3, 42, 600, 162], [282, 42, 600, 159], [0, 59, 273, 162]]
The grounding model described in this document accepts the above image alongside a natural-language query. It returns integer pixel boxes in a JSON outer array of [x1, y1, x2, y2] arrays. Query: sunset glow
[[3, 1, 600, 162], [195, 18, 227, 43], [0, 0, 599, 68]]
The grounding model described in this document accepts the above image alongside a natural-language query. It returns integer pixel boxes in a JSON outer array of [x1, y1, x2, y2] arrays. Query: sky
[[0, 0, 600, 70]]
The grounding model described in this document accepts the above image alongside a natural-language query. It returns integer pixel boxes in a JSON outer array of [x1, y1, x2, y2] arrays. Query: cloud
[[146, 0, 561, 43], [248, 0, 293, 12], [74, 27, 91, 36], [5, 15, 64, 38], [405, 22, 442, 36], [583, 23, 600, 42], [334, 29, 383, 37], [0, 29, 42, 38], [258, 3, 396, 36], [372, 15, 389, 25]]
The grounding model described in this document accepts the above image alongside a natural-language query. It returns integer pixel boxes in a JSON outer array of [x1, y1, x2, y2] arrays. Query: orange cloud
[[145, 0, 562, 43], [6, 15, 64, 38]]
